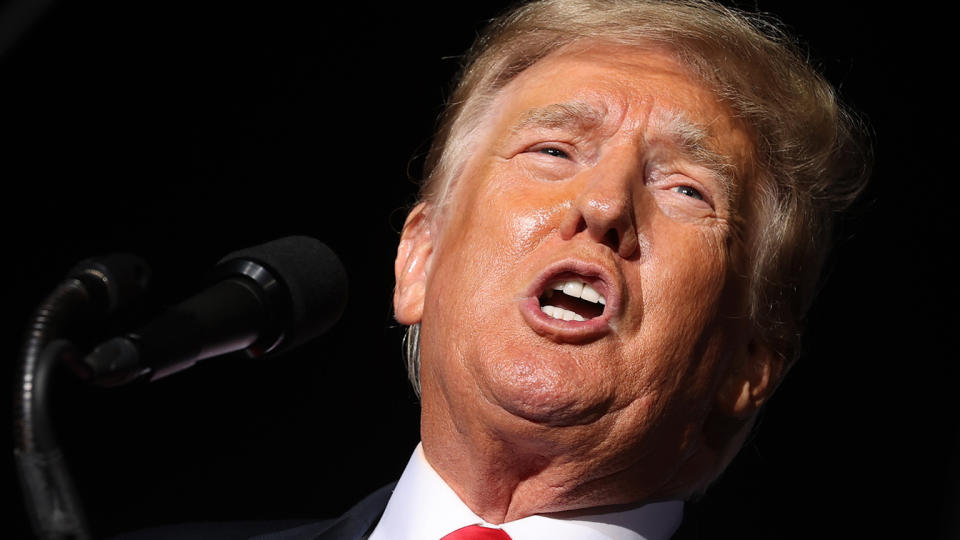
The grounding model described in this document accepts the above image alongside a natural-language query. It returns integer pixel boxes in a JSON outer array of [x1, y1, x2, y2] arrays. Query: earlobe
[[394, 202, 433, 325], [716, 339, 787, 418]]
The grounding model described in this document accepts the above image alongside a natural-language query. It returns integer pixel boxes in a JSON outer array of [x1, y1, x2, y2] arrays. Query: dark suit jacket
[[113, 483, 395, 540]]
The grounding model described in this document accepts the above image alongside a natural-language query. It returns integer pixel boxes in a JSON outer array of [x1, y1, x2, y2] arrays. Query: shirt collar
[[368, 443, 682, 540]]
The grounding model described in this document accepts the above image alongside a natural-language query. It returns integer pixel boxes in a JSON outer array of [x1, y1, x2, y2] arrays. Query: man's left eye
[[672, 185, 704, 200]]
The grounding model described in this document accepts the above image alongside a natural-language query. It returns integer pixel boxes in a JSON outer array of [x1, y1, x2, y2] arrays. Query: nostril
[[574, 217, 588, 235], [563, 214, 624, 252], [602, 228, 620, 251]]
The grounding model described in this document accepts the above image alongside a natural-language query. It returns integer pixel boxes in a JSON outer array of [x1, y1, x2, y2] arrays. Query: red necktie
[[441, 524, 512, 539]]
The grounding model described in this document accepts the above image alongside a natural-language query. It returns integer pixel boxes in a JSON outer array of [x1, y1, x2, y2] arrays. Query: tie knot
[[441, 524, 512, 540]]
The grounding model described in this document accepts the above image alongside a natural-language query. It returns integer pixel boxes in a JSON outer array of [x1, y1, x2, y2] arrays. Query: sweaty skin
[[394, 43, 780, 523]]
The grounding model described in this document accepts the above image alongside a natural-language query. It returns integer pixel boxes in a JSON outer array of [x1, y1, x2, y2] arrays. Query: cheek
[[448, 169, 568, 263], [645, 221, 728, 308], [505, 201, 568, 255], [632, 223, 731, 377]]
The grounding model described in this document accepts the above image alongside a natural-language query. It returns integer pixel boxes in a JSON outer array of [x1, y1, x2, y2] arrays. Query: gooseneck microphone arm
[[16, 339, 88, 540], [14, 255, 150, 540]]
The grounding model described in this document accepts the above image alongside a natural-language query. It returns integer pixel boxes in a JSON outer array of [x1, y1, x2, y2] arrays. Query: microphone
[[81, 236, 348, 386]]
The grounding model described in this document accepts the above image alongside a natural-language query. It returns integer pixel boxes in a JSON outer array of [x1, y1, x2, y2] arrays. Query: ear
[[393, 202, 434, 325], [715, 337, 788, 419]]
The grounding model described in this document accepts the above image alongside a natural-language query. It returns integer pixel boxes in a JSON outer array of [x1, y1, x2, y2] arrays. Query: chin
[[479, 348, 616, 428]]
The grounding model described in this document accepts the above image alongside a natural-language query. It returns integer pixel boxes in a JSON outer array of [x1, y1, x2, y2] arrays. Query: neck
[[421, 434, 562, 521], [419, 395, 684, 523]]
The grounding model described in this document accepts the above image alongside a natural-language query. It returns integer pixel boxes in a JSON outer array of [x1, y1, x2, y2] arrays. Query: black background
[[3, 1, 956, 538]]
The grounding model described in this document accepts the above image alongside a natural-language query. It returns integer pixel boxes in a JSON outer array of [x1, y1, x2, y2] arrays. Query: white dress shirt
[[368, 443, 682, 540]]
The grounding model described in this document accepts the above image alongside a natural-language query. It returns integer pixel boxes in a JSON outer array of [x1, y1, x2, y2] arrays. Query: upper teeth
[[552, 280, 606, 305]]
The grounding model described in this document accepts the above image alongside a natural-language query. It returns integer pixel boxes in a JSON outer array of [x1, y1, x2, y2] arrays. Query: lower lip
[[519, 297, 611, 343]]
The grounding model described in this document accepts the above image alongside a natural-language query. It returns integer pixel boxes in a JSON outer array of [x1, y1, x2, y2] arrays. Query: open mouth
[[538, 279, 607, 322], [520, 262, 617, 342]]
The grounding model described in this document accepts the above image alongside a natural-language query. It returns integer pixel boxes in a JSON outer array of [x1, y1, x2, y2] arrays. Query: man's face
[[396, 44, 766, 500]]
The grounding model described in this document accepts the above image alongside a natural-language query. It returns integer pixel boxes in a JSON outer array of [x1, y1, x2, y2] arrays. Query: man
[[375, 1, 867, 538], [118, 1, 868, 538]]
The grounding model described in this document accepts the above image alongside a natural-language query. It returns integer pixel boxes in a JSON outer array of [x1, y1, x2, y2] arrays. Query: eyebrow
[[649, 109, 737, 201], [511, 102, 606, 135]]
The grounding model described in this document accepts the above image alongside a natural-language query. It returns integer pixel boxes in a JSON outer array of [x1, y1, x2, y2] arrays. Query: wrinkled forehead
[[514, 44, 745, 135]]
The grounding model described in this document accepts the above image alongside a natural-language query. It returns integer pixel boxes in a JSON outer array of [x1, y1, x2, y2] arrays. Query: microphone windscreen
[[219, 236, 348, 352]]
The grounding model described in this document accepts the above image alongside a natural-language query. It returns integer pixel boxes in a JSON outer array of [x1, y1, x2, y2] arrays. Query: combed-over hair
[[408, 0, 870, 387]]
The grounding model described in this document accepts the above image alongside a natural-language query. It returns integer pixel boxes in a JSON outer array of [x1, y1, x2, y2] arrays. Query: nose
[[558, 151, 640, 258]]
